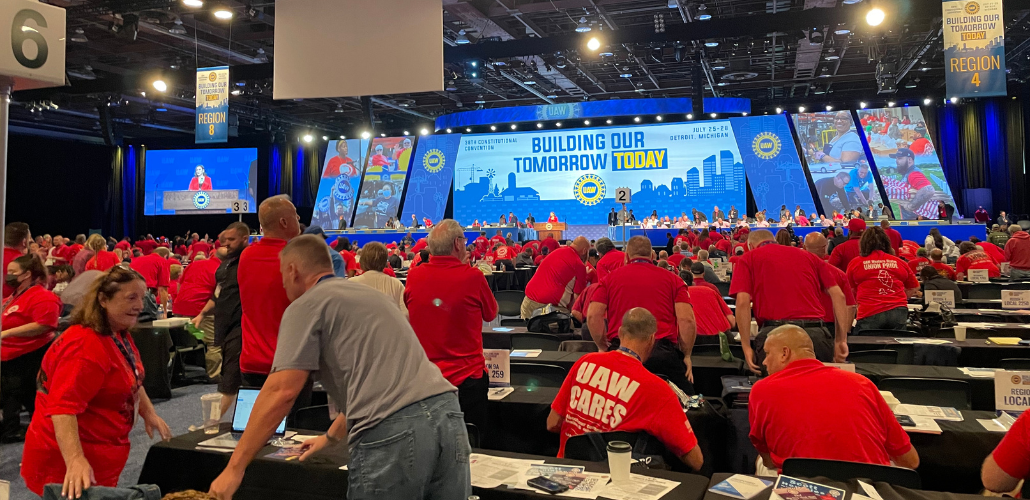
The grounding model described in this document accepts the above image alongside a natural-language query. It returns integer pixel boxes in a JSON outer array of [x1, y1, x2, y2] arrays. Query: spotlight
[[490, 125, 497, 131], [322, 136, 329, 141], [704, 41, 719, 47], [923, 98, 932, 105], [455, 29, 470, 44], [183, 0, 203, 6], [697, 3, 712, 20], [859, 102, 867, 109], [510, 124, 517, 130], [466, 128, 472, 132], [798, 106, 806, 112], [866, 7, 885, 26], [537, 123, 543, 128], [380, 133, 386, 137], [556, 122, 562, 127], [656, 115, 663, 121], [576, 17, 592, 32], [742, 112, 748, 116], [634, 116, 641, 122], [214, 8, 233, 19], [887, 101, 895, 107], [361, 131, 370, 139], [687, 114, 693, 119], [825, 105, 832, 111], [446, 129, 452, 133], [340, 135, 346, 139], [710, 113, 717, 118], [584, 120, 591, 125], [403, 130, 410, 136], [302, 134, 313, 143], [151, 79, 167, 92], [775, 107, 782, 114], [587, 37, 601, 51], [606, 119, 612, 124], [420, 128, 429, 135], [950, 96, 958, 104]]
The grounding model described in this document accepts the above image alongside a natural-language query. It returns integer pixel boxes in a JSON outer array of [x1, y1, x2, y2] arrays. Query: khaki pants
[[521, 279, 577, 319], [200, 315, 221, 379]]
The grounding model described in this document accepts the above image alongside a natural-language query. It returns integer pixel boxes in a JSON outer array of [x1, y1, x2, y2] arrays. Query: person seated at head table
[[547, 308, 703, 471], [749, 325, 919, 472]]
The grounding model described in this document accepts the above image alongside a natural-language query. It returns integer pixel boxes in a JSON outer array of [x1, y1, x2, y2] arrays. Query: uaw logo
[[332, 176, 354, 203], [423, 149, 445, 174], [208, 71, 218, 82], [1014, 374, 1030, 385], [752, 132, 781, 160], [317, 197, 331, 213], [537, 103, 582, 121], [964, 1, 980, 15], [546, 223, 554, 230], [192, 191, 211, 209], [574, 174, 606, 206]]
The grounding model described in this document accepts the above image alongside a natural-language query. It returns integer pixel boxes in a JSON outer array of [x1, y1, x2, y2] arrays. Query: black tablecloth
[[849, 336, 1030, 367], [131, 325, 174, 400], [482, 327, 581, 350], [704, 473, 984, 500], [723, 410, 1002, 494], [138, 428, 711, 500], [855, 363, 995, 411]]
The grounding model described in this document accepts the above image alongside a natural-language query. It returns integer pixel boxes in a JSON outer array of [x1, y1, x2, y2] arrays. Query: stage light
[[798, 106, 806, 112], [576, 17, 592, 32], [471, 61, 477, 67], [152, 79, 167, 92], [303, 134, 313, 143], [710, 113, 717, 118], [466, 128, 472, 132], [923, 98, 932, 105], [587, 37, 601, 51], [537, 123, 543, 128], [322, 136, 328, 141], [634, 116, 641, 122], [380, 133, 386, 137], [859, 101, 867, 109], [510, 124, 517, 130], [950, 96, 958, 104], [214, 8, 233, 19], [687, 114, 693, 119], [556, 122, 562, 127], [887, 101, 895, 107], [183, 0, 203, 6], [361, 131, 370, 139], [697, 3, 711, 20], [455, 30, 470, 44], [420, 128, 429, 135], [656, 115, 663, 121], [742, 112, 748, 116], [584, 120, 591, 125], [866, 8, 885, 26], [490, 125, 497, 131], [825, 105, 832, 111], [340, 135, 346, 139], [704, 41, 719, 47], [446, 129, 452, 133], [775, 107, 782, 114], [403, 130, 410, 136], [606, 119, 612, 124]]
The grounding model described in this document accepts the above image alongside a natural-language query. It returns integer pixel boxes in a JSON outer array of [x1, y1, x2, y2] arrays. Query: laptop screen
[[232, 388, 287, 434]]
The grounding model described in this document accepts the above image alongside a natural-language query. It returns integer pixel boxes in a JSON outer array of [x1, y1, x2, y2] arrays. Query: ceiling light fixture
[[825, 105, 833, 111], [798, 106, 806, 112], [403, 131, 410, 136], [322, 136, 329, 141], [152, 79, 168, 92], [214, 8, 233, 19], [511, 124, 517, 130], [70, 28, 88, 43], [169, 19, 187, 35], [687, 114, 693, 119], [866, 7, 885, 26], [634, 116, 640, 122], [584, 120, 591, 125], [576, 17, 592, 32], [775, 107, 782, 114], [704, 41, 719, 47], [466, 128, 472, 132], [556, 122, 562, 127], [537, 123, 543, 128], [490, 125, 497, 131], [183, 0, 203, 6], [923, 98, 932, 105], [697, 3, 712, 20], [455, 29, 470, 44], [656, 115, 663, 121], [950, 96, 958, 104], [859, 101, 867, 109], [587, 37, 601, 51], [302, 134, 313, 143], [446, 129, 452, 133], [710, 113, 717, 118], [606, 119, 612, 124], [887, 101, 895, 107], [361, 131, 370, 139], [421, 128, 429, 135]]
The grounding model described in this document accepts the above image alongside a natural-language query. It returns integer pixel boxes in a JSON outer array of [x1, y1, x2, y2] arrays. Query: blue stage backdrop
[[729, 114, 817, 218], [400, 134, 462, 224], [451, 122, 748, 225], [434, 98, 693, 130]]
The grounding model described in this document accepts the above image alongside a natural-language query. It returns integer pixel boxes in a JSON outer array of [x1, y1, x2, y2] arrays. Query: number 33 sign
[[1, 1, 65, 91], [231, 200, 249, 213]]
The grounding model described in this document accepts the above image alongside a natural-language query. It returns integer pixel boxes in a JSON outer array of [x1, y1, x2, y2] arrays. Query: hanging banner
[[943, 0, 1006, 98], [401, 133, 462, 225], [196, 66, 229, 144]]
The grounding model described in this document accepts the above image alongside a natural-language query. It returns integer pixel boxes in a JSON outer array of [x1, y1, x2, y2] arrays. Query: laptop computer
[[197, 388, 287, 449]]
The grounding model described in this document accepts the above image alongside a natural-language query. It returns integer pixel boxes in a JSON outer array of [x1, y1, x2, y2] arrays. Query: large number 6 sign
[[12, 9, 48, 69]]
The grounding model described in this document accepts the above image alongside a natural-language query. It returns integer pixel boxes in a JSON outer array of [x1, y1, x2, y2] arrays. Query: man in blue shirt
[[844, 161, 874, 207]]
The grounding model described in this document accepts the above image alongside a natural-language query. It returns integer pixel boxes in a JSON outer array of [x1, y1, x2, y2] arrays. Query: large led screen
[[352, 136, 415, 228], [312, 139, 369, 230], [144, 148, 258, 215], [451, 122, 748, 226], [859, 107, 956, 219], [791, 111, 882, 216], [400, 134, 462, 226], [728, 114, 817, 218]]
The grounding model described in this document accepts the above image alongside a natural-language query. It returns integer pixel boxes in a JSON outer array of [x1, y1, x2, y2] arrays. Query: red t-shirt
[[688, 285, 731, 335], [238, 237, 292, 375], [828, 236, 862, 272], [189, 177, 213, 190], [474, 236, 489, 254], [412, 238, 428, 254], [541, 237, 561, 253], [172, 257, 220, 317], [957, 250, 1001, 278], [1, 285, 61, 361], [495, 246, 515, 261], [693, 277, 721, 296], [2, 247, 23, 298], [749, 359, 911, 470], [551, 351, 698, 458], [129, 253, 170, 290], [667, 253, 688, 270], [907, 257, 931, 275], [1006, 233, 1030, 270], [909, 137, 931, 155], [174, 245, 188, 257], [51, 244, 73, 265], [931, 262, 957, 280], [524, 240, 541, 256], [820, 263, 855, 323], [404, 255, 498, 386], [898, 241, 921, 261], [135, 240, 157, 256], [85, 250, 121, 272], [548, 215, 559, 223], [846, 250, 918, 320], [884, 228, 903, 251], [382, 266, 397, 277], [22, 326, 144, 495], [592, 260, 691, 342], [979, 242, 1006, 264], [490, 235, 507, 247], [730, 243, 836, 324], [907, 170, 931, 190], [990, 410, 1030, 480], [571, 283, 599, 318], [114, 241, 131, 252], [534, 254, 546, 266], [595, 250, 625, 282], [339, 250, 360, 273], [525, 246, 587, 308], [189, 241, 212, 260], [323, 156, 357, 178]]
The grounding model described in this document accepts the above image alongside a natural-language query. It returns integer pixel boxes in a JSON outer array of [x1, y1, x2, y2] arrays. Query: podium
[[534, 222, 565, 240]]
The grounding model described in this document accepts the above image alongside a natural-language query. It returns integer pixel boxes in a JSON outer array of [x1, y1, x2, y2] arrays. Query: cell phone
[[527, 476, 569, 495], [896, 415, 915, 427]]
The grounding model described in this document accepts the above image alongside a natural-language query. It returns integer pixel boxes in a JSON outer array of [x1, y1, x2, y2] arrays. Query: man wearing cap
[[828, 219, 866, 272], [892, 148, 937, 219], [844, 162, 874, 207], [730, 230, 849, 373], [989, 224, 1011, 248]]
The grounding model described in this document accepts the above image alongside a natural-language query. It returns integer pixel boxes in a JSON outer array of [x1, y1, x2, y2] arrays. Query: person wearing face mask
[[0, 255, 62, 442], [21, 266, 172, 498]]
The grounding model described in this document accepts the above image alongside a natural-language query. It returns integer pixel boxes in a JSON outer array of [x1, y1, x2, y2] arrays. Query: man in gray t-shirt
[[209, 235, 470, 500]]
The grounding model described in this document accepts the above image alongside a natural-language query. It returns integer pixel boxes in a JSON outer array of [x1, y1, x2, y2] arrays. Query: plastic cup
[[607, 440, 632, 484], [750, 320, 759, 337], [201, 393, 222, 434], [954, 325, 967, 342]]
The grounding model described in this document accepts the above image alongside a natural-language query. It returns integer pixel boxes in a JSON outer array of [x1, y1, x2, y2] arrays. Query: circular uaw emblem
[[574, 174, 606, 206], [332, 176, 354, 203], [192, 191, 211, 209], [208, 71, 218, 82], [546, 223, 554, 230], [964, 1, 980, 15], [1013, 375, 1022, 385], [317, 197, 331, 212], [752, 132, 781, 160], [423, 149, 445, 173]]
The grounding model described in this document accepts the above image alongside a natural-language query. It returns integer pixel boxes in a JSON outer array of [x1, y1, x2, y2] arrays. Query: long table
[[138, 427, 711, 500], [848, 336, 1030, 367], [703, 473, 986, 500], [628, 221, 986, 247]]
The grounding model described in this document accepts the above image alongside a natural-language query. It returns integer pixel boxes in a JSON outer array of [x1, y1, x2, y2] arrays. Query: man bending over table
[[749, 325, 919, 472], [548, 308, 704, 471], [209, 235, 468, 500]]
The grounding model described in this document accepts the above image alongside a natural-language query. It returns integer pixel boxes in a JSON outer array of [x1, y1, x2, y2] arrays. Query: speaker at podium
[[534, 222, 565, 240]]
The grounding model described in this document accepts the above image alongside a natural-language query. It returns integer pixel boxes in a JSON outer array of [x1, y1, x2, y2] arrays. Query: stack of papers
[[513, 464, 612, 498], [978, 411, 1019, 432], [959, 367, 998, 378], [598, 474, 680, 500], [510, 349, 543, 358], [893, 404, 964, 421], [487, 387, 515, 400], [988, 337, 1022, 345], [893, 338, 953, 345], [709, 475, 773, 499], [470, 454, 539, 489], [468, 453, 680, 499], [770, 476, 845, 500]]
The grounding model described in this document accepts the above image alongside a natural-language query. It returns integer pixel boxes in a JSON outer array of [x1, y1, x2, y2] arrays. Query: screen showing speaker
[[143, 148, 258, 215], [312, 139, 370, 230], [352, 136, 415, 229]]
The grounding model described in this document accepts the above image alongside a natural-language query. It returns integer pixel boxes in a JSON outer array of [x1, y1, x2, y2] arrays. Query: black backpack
[[527, 311, 573, 334]]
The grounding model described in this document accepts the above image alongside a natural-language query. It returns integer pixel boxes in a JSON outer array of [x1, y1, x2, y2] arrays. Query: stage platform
[[318, 225, 536, 246], [617, 220, 987, 248]]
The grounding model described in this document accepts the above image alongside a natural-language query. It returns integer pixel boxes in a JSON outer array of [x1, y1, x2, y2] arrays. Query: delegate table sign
[[995, 371, 1030, 411]]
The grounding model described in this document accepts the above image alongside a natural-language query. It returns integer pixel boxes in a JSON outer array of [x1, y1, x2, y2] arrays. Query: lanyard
[[2, 285, 26, 311], [628, 258, 652, 265], [617, 347, 642, 363], [112, 333, 141, 391]]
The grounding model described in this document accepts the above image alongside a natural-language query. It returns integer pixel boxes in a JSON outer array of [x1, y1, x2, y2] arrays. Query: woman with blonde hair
[[85, 234, 120, 272], [349, 241, 407, 317], [21, 265, 171, 497]]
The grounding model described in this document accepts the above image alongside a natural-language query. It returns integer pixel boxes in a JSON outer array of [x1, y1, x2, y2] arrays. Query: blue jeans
[[854, 306, 909, 336], [1010, 268, 1030, 279], [348, 391, 471, 500]]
